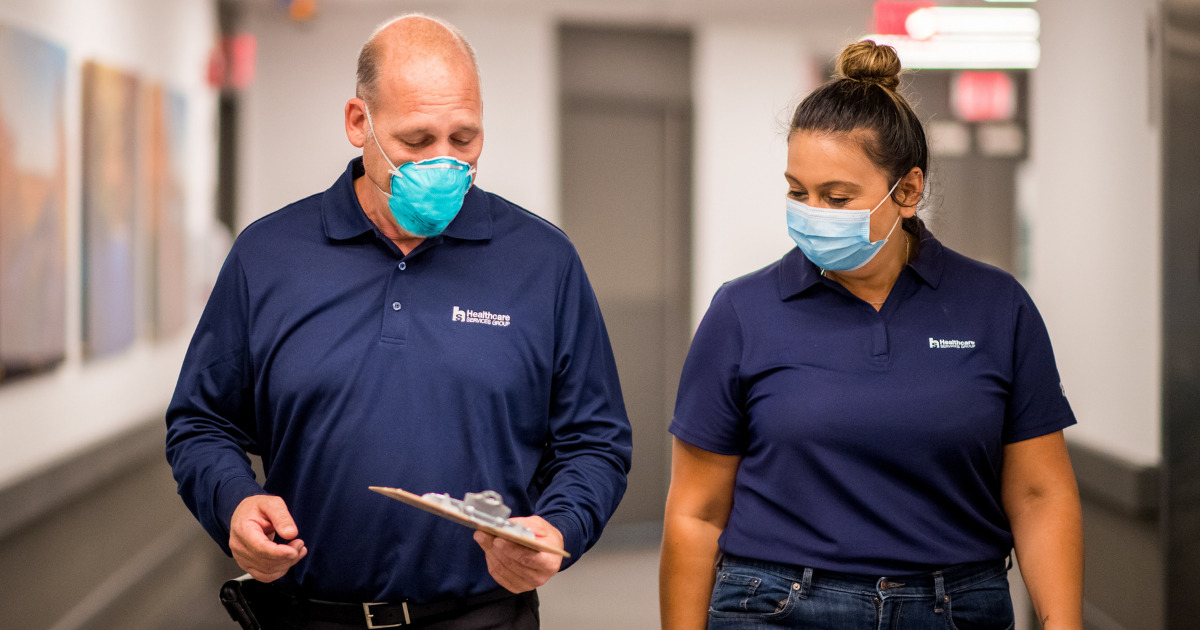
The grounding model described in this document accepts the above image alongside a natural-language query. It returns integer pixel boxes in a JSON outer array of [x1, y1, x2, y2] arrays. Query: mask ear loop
[[868, 178, 904, 215], [363, 103, 401, 199], [868, 177, 905, 244]]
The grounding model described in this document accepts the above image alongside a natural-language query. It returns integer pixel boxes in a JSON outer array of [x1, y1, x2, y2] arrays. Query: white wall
[[239, 5, 362, 228], [1028, 0, 1161, 465], [239, 4, 559, 228], [691, 22, 818, 323], [0, 0, 218, 488], [457, 10, 559, 224], [239, 5, 819, 322]]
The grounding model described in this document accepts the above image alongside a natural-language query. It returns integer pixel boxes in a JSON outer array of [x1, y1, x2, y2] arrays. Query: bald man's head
[[355, 13, 480, 107], [344, 12, 484, 239]]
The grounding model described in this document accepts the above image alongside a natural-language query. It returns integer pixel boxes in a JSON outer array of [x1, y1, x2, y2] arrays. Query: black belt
[[305, 588, 520, 628], [221, 575, 523, 629]]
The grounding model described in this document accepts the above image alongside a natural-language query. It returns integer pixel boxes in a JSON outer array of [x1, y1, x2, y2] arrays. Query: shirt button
[[392, 302, 402, 311], [398, 262, 406, 270]]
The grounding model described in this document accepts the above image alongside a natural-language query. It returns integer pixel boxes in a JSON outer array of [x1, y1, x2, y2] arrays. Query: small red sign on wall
[[952, 70, 1016, 122], [207, 33, 257, 91], [873, 0, 936, 36]]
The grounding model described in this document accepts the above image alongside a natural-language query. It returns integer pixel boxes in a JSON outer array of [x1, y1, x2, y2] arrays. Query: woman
[[660, 40, 1082, 630]]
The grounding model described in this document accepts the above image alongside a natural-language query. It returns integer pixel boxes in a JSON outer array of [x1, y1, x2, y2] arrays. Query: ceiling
[[234, 0, 875, 57], [235, 0, 1028, 58]]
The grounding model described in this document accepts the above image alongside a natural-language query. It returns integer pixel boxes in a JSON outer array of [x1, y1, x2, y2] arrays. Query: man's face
[[351, 54, 483, 198]]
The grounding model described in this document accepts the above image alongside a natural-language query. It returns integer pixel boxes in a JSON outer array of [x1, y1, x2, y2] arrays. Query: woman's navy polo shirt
[[669, 228, 1076, 575], [166, 158, 631, 603]]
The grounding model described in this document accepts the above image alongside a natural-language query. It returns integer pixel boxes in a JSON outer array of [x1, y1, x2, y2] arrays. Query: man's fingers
[[482, 537, 556, 591], [234, 539, 306, 584], [249, 564, 290, 583], [494, 536, 559, 573], [483, 546, 535, 593], [473, 530, 495, 551], [260, 496, 300, 540], [474, 517, 563, 592], [228, 495, 307, 583], [260, 537, 305, 560], [236, 518, 304, 558]]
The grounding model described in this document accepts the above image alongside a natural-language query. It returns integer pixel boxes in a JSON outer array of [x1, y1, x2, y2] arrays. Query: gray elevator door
[[559, 27, 692, 527]]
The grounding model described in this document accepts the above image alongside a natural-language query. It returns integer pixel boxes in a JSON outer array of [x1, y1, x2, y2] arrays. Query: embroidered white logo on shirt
[[451, 306, 511, 327], [929, 337, 976, 349]]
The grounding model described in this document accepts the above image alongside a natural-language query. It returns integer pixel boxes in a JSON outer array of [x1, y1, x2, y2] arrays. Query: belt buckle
[[362, 601, 409, 628]]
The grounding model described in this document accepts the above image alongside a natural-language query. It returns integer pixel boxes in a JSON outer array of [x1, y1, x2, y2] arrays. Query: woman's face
[[784, 130, 915, 242]]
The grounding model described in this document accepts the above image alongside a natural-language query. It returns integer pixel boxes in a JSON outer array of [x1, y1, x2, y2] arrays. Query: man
[[166, 13, 632, 628]]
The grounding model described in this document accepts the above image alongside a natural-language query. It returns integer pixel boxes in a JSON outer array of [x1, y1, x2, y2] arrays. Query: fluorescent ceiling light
[[863, 33, 1040, 69], [905, 7, 1040, 41]]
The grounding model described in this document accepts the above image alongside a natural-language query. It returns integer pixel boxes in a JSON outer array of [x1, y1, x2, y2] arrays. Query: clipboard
[[368, 486, 571, 558]]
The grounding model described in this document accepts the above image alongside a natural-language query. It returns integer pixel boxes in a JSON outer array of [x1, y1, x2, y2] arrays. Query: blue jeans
[[708, 554, 1013, 630]]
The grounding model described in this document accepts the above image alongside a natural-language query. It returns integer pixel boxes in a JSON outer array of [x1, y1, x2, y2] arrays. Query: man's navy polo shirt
[[670, 228, 1076, 575], [166, 158, 632, 602]]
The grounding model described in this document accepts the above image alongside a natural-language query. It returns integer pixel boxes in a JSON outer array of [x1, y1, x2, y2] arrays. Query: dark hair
[[788, 40, 928, 238]]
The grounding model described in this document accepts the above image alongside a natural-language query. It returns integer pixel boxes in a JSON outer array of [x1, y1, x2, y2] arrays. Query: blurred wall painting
[[82, 61, 139, 359], [0, 25, 68, 383], [142, 84, 188, 340]]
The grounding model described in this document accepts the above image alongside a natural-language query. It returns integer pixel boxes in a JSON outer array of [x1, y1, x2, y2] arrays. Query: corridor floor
[[538, 537, 661, 628]]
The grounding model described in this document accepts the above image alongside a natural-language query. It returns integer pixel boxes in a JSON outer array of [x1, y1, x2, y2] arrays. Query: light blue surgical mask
[[785, 178, 902, 271], [365, 106, 476, 237]]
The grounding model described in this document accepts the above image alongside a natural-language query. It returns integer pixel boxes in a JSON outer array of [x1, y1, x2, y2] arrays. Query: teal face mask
[[785, 178, 901, 271], [365, 106, 476, 237]]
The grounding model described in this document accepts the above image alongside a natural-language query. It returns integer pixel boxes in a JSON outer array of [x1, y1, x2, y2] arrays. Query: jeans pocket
[[945, 573, 1014, 630], [708, 563, 797, 619]]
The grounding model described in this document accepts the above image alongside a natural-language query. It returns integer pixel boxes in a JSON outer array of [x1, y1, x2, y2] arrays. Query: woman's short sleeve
[[669, 287, 749, 455], [1003, 284, 1078, 443]]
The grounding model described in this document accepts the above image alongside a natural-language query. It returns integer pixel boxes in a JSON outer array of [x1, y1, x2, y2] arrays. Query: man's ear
[[345, 98, 368, 148]]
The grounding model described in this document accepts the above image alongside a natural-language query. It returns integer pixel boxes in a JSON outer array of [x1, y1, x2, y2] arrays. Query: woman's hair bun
[[835, 40, 902, 90]]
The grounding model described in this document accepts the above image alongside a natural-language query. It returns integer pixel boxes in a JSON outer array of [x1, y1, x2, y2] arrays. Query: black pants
[[254, 590, 540, 630]]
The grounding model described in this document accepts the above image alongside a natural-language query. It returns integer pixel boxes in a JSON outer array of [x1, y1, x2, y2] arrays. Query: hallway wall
[[0, 1, 230, 627], [691, 23, 817, 323], [1029, 0, 1161, 466], [1029, 1, 1164, 627], [0, 0, 219, 489]]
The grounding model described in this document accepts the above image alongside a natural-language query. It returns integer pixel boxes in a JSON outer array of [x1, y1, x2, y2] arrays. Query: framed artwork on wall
[[0, 25, 68, 384], [142, 84, 188, 340], [81, 61, 139, 359]]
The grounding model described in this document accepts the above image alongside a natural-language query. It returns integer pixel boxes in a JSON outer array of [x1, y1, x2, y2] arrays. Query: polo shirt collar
[[440, 185, 493, 241], [907, 220, 945, 289], [322, 157, 493, 243], [778, 247, 823, 299], [778, 219, 946, 299]]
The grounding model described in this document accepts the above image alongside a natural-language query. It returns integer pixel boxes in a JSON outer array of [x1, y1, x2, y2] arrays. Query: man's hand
[[473, 516, 564, 593], [229, 495, 307, 582]]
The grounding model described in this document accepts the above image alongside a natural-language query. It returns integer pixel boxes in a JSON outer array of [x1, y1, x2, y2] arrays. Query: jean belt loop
[[798, 567, 814, 599], [933, 570, 947, 614], [1005, 552, 1014, 571]]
